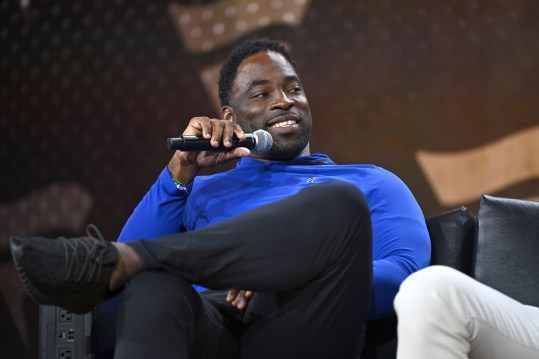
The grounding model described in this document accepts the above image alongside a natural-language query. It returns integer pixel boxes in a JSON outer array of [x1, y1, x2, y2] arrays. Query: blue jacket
[[118, 154, 431, 319]]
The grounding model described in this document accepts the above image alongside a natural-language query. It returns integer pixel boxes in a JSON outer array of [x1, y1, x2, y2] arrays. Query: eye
[[252, 92, 267, 98], [289, 85, 302, 93]]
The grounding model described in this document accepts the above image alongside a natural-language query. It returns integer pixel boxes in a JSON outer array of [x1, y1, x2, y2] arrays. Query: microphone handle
[[167, 134, 256, 151]]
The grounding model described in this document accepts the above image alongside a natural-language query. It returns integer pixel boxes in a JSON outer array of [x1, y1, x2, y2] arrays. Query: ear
[[221, 106, 235, 122]]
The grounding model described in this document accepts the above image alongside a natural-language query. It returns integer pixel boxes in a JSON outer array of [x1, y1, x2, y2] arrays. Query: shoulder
[[356, 165, 418, 207], [349, 164, 408, 190], [366, 165, 407, 186]]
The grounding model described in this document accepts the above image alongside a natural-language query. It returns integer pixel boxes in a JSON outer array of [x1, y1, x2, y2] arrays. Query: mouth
[[267, 114, 300, 129]]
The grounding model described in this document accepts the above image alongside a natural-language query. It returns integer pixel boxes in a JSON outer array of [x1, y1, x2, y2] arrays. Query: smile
[[269, 119, 298, 128]]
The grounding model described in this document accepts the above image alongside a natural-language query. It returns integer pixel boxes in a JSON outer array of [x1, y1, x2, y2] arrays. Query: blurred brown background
[[1, 0, 538, 357]]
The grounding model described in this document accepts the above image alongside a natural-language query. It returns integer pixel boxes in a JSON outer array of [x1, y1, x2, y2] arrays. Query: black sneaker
[[10, 224, 120, 314]]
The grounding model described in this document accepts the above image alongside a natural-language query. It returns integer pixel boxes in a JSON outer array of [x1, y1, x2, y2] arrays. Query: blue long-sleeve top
[[118, 154, 431, 319]]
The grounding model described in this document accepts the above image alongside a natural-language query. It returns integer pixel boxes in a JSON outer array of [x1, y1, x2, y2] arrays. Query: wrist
[[167, 151, 198, 186], [171, 177, 187, 190]]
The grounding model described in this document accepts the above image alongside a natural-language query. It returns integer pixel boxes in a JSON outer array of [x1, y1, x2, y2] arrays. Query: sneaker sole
[[10, 237, 54, 306]]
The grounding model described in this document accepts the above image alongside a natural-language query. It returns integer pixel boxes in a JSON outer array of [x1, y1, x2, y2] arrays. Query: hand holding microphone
[[167, 129, 273, 155], [167, 117, 273, 186]]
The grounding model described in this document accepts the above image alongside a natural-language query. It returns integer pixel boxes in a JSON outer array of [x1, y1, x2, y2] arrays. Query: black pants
[[115, 182, 372, 359]]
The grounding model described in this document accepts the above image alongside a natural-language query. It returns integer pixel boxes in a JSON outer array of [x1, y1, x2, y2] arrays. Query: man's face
[[226, 51, 312, 160]]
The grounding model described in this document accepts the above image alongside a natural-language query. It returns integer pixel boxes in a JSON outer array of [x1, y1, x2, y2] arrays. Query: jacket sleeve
[[117, 167, 190, 243], [367, 169, 431, 319]]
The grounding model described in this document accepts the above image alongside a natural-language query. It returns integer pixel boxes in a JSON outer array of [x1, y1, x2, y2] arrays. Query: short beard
[[262, 128, 311, 160]]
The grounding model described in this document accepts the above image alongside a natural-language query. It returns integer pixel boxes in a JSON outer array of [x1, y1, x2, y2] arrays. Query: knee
[[313, 181, 370, 217], [394, 266, 466, 316]]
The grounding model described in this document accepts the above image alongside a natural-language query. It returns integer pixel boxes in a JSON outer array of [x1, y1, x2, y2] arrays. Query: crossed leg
[[116, 182, 373, 359]]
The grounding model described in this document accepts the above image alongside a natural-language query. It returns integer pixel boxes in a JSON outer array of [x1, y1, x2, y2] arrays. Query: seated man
[[394, 265, 539, 359], [10, 38, 431, 359]]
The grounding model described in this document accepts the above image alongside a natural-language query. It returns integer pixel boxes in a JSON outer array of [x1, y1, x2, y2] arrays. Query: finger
[[232, 123, 246, 141], [195, 148, 250, 169], [232, 292, 246, 309], [217, 149, 250, 165], [227, 289, 239, 302], [232, 290, 249, 307], [209, 119, 224, 147], [236, 298, 247, 310], [212, 148, 250, 164], [231, 290, 244, 305], [232, 296, 242, 307], [238, 292, 253, 310], [224, 147, 250, 159], [184, 117, 211, 137], [222, 120, 236, 148], [200, 118, 214, 139]]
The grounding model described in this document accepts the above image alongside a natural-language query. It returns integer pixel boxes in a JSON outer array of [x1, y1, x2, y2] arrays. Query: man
[[10, 38, 431, 358], [394, 265, 539, 359]]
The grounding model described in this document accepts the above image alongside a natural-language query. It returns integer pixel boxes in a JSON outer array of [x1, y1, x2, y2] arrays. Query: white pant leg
[[394, 265, 539, 359]]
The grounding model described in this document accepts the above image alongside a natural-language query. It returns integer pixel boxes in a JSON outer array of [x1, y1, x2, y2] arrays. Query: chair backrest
[[427, 206, 476, 274], [472, 195, 539, 307]]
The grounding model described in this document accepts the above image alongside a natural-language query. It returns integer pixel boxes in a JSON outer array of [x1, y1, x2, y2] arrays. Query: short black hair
[[218, 38, 298, 106]]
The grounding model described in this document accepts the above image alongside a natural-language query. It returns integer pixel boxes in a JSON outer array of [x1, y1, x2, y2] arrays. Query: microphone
[[167, 129, 273, 154]]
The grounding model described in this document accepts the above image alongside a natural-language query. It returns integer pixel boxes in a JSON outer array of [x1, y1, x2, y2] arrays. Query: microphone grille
[[253, 130, 273, 154]]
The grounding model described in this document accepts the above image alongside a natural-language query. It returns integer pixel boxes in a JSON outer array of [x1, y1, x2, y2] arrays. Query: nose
[[270, 90, 294, 111]]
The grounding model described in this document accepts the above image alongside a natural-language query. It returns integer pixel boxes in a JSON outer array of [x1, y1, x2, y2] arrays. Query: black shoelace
[[62, 224, 108, 282]]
